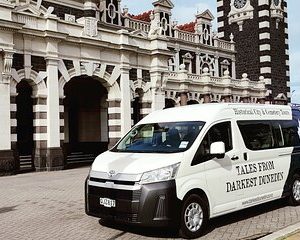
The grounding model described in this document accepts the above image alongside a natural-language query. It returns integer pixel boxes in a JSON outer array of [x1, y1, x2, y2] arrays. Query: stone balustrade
[[128, 18, 151, 33], [165, 68, 266, 100]]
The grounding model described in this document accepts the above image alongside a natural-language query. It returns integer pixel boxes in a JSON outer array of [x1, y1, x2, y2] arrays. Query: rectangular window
[[238, 120, 300, 150], [280, 120, 300, 147], [113, 121, 205, 153], [192, 121, 232, 165], [273, 122, 284, 147], [238, 121, 274, 150]]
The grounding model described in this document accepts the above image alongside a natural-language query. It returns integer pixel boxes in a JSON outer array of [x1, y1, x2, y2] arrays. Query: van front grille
[[88, 185, 142, 201], [90, 177, 136, 186]]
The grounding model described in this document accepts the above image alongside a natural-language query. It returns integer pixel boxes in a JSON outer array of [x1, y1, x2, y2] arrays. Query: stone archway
[[63, 76, 108, 164], [58, 63, 122, 163], [165, 98, 176, 108], [187, 100, 200, 105], [16, 80, 34, 171], [10, 68, 47, 172]]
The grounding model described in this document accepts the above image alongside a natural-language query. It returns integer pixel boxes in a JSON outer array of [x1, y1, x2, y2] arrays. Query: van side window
[[272, 122, 284, 147], [280, 120, 300, 147], [238, 121, 274, 150], [192, 122, 232, 165], [238, 120, 300, 150]]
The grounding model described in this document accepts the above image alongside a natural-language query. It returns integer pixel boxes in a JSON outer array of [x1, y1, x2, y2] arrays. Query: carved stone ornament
[[84, 17, 99, 37], [270, 0, 284, 20], [148, 11, 163, 37], [1, 51, 14, 84], [228, 0, 254, 31]]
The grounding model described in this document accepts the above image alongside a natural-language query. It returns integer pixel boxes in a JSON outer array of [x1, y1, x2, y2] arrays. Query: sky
[[122, 0, 300, 103]]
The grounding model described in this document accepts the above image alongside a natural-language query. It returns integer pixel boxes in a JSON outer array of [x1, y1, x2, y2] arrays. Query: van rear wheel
[[289, 174, 300, 206], [179, 194, 208, 239]]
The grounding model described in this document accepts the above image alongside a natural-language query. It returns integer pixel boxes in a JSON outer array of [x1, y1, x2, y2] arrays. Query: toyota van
[[85, 104, 300, 238]]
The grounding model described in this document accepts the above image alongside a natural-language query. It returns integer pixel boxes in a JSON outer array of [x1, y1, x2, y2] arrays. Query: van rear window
[[111, 121, 205, 153], [238, 120, 300, 150]]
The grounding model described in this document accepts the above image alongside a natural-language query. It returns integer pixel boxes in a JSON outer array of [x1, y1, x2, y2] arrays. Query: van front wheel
[[289, 174, 300, 206], [179, 194, 208, 239]]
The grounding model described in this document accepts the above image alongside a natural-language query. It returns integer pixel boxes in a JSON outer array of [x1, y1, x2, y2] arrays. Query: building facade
[[217, 0, 290, 102], [0, 0, 267, 175]]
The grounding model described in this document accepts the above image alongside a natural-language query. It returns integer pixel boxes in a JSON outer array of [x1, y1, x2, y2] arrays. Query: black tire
[[289, 174, 300, 206], [179, 194, 209, 239]]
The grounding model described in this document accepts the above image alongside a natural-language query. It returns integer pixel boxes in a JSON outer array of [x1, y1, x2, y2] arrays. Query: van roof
[[139, 103, 293, 124]]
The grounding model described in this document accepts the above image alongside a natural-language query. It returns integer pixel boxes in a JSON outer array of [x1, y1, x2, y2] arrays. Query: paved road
[[1, 167, 300, 240]]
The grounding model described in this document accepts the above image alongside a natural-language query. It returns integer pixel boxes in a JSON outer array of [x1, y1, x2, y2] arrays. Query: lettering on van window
[[226, 161, 284, 193], [233, 108, 290, 117]]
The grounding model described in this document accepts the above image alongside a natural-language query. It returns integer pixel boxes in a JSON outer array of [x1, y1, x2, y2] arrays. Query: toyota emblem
[[108, 170, 116, 178]]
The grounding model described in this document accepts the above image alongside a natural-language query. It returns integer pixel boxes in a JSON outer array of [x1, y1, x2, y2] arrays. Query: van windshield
[[112, 121, 205, 153]]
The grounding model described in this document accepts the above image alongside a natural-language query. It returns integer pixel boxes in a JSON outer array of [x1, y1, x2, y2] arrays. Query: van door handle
[[231, 156, 239, 161]]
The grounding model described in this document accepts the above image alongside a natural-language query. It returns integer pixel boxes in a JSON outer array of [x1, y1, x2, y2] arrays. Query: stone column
[[120, 51, 131, 136], [203, 94, 211, 103], [46, 58, 63, 171], [108, 100, 122, 149], [120, 66, 132, 136], [174, 47, 180, 72], [195, 50, 200, 75], [180, 93, 188, 106], [215, 55, 220, 77], [232, 57, 236, 79], [0, 51, 15, 175], [33, 96, 48, 171], [151, 71, 166, 111]]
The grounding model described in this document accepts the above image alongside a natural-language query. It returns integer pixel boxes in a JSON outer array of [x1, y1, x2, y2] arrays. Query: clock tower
[[217, 0, 290, 103]]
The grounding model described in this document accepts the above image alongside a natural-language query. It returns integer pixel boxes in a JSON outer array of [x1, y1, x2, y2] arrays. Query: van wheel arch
[[179, 189, 210, 238], [183, 189, 210, 217]]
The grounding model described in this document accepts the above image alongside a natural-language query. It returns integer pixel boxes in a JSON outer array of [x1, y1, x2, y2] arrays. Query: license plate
[[100, 198, 116, 208]]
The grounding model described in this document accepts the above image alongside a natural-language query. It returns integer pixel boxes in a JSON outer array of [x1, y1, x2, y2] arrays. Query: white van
[[85, 104, 300, 239]]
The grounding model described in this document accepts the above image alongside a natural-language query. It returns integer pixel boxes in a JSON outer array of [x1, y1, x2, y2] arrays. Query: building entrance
[[64, 76, 108, 164], [16, 80, 34, 171]]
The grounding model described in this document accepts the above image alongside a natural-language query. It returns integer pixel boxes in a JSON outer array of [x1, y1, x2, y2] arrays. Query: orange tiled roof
[[177, 21, 196, 33], [131, 10, 152, 22]]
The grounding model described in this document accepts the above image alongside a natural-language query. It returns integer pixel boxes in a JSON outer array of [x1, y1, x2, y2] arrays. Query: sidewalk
[[259, 222, 300, 240]]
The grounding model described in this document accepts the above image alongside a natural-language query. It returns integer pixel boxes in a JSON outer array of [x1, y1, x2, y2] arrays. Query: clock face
[[234, 0, 247, 9], [274, 0, 280, 6]]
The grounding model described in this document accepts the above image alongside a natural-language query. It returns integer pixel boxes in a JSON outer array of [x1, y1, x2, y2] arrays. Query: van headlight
[[139, 163, 180, 185]]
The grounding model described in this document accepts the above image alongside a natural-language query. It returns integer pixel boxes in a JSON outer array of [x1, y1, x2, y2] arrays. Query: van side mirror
[[210, 142, 225, 159]]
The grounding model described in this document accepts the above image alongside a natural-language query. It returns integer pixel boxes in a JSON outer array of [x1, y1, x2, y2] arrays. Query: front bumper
[[85, 178, 181, 227]]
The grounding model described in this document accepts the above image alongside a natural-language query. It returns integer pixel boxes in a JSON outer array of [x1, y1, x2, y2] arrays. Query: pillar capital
[[45, 57, 59, 66], [1, 50, 15, 84]]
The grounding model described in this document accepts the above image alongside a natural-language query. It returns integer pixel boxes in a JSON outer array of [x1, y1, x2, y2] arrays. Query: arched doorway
[[187, 100, 199, 105], [16, 80, 34, 171], [165, 98, 176, 109], [64, 76, 108, 164]]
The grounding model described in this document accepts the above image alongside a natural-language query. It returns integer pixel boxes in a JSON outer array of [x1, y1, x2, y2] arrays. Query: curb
[[259, 222, 300, 240]]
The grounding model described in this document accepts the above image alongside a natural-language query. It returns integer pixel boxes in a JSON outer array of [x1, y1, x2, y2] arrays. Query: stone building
[[0, 0, 267, 175], [217, 0, 290, 103]]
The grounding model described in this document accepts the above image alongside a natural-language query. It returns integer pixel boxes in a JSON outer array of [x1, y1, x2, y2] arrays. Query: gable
[[197, 9, 215, 21], [13, 0, 49, 17], [152, 0, 174, 9]]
